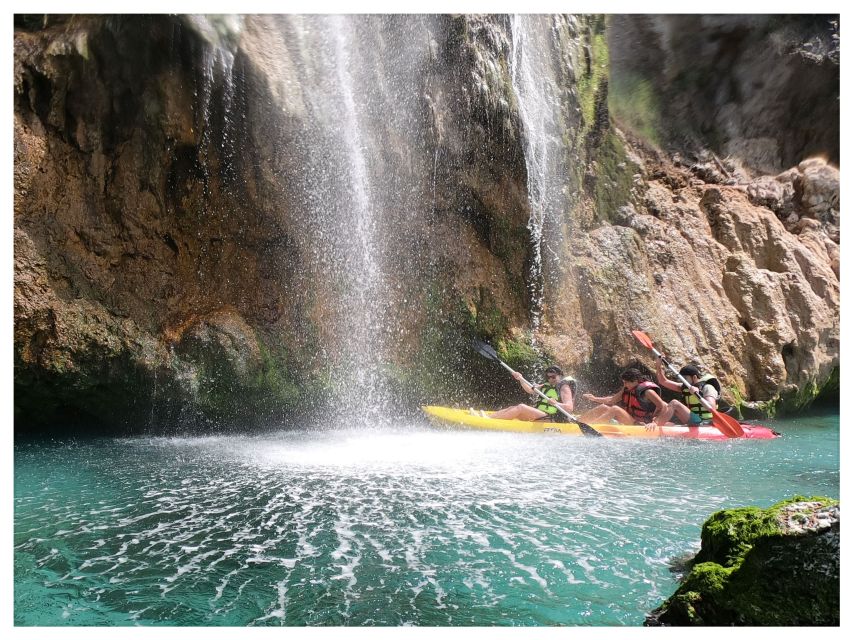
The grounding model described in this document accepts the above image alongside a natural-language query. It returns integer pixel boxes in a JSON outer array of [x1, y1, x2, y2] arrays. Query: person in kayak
[[654, 361, 721, 426], [485, 366, 577, 422], [579, 368, 667, 426]]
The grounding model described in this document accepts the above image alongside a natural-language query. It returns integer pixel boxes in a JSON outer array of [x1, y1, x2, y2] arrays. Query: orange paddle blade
[[711, 408, 745, 438], [632, 330, 655, 350]]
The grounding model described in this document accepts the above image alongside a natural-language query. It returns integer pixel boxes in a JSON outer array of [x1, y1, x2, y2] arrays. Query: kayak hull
[[421, 406, 780, 440]]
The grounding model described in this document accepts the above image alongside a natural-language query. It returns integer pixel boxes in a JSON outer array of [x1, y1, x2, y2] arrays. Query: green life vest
[[682, 374, 722, 420], [535, 376, 577, 415]]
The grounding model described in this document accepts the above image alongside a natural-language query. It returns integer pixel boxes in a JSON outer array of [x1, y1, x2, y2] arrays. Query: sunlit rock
[[647, 497, 840, 626]]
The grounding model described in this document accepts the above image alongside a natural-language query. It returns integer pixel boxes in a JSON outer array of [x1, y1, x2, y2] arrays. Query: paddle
[[631, 330, 744, 438], [471, 339, 603, 438]]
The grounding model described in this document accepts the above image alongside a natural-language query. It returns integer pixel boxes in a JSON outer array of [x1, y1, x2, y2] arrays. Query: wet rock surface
[[647, 497, 840, 626], [14, 15, 839, 433]]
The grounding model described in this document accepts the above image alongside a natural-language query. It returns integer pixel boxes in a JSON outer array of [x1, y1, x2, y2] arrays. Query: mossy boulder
[[648, 496, 839, 626], [169, 308, 302, 426]]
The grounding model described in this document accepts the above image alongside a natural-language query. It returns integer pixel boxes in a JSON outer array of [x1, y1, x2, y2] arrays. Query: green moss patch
[[577, 19, 609, 136], [497, 335, 546, 372], [608, 73, 662, 148], [592, 130, 636, 222], [650, 496, 839, 626]]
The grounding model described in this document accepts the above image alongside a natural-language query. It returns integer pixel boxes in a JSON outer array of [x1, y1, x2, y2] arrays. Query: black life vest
[[535, 376, 577, 415], [682, 374, 721, 420], [621, 380, 661, 423]]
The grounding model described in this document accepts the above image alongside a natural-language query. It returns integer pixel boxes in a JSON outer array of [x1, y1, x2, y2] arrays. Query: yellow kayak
[[421, 406, 779, 440]]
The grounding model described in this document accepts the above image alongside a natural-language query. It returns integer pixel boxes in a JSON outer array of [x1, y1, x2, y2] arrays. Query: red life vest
[[621, 380, 661, 423]]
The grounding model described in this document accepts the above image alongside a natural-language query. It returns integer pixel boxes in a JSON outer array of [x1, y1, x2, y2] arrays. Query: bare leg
[[578, 405, 637, 425], [578, 405, 611, 424], [602, 406, 639, 425], [667, 400, 694, 425], [490, 404, 549, 421], [582, 405, 646, 425]]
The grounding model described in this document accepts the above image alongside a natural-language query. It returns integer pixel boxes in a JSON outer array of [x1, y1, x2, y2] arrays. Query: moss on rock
[[498, 335, 552, 374], [737, 366, 840, 419], [608, 72, 662, 148], [776, 366, 840, 415], [648, 496, 840, 626], [576, 17, 609, 137], [591, 130, 637, 223]]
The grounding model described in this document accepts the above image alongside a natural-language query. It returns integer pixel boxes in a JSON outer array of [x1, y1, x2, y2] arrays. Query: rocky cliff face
[[608, 15, 839, 173], [13, 15, 839, 433], [14, 16, 307, 431], [552, 142, 839, 413]]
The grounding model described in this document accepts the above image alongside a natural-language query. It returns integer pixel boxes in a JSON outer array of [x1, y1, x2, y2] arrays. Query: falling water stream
[[271, 15, 434, 419], [510, 15, 573, 340], [326, 16, 388, 417]]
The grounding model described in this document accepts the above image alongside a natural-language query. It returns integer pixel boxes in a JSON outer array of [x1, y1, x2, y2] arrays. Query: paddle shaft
[[649, 346, 718, 416]]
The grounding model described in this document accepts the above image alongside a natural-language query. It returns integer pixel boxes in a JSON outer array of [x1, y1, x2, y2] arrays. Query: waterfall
[[272, 15, 432, 421], [509, 15, 572, 341], [188, 15, 582, 419], [186, 16, 240, 201], [271, 15, 578, 416], [325, 16, 389, 418]]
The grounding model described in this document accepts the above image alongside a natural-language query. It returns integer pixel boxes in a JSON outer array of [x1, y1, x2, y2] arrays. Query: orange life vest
[[621, 380, 660, 422]]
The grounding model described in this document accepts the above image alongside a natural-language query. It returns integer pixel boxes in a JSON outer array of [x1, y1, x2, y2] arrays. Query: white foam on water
[[16, 413, 836, 625], [361, 531, 392, 565], [576, 556, 605, 586], [212, 568, 238, 602], [330, 513, 360, 588], [255, 579, 288, 624], [493, 547, 549, 591], [547, 558, 583, 585]]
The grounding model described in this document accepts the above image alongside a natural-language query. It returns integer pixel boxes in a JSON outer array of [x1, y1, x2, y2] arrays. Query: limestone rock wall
[[607, 15, 839, 173], [542, 139, 839, 408], [13, 15, 839, 432]]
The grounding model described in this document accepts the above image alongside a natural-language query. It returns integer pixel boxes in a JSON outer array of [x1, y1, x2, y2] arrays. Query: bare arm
[[656, 358, 682, 393], [556, 384, 575, 413], [643, 389, 668, 425], [646, 389, 667, 414], [582, 389, 622, 406], [511, 371, 537, 395]]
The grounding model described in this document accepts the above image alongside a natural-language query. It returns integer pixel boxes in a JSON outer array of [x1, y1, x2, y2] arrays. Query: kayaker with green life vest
[[487, 366, 577, 423], [579, 368, 667, 426], [654, 360, 721, 426]]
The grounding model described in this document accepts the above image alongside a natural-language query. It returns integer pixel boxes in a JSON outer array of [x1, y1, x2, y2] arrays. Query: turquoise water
[[14, 413, 839, 626]]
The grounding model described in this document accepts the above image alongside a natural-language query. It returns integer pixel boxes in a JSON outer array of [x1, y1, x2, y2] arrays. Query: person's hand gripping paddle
[[632, 330, 744, 438], [471, 339, 603, 438]]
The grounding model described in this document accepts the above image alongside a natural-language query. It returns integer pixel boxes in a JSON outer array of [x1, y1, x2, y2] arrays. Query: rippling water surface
[[14, 414, 839, 626]]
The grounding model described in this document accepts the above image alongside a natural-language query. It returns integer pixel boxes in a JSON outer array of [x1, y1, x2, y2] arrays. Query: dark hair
[[545, 366, 563, 377], [620, 368, 644, 382], [679, 365, 700, 377]]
